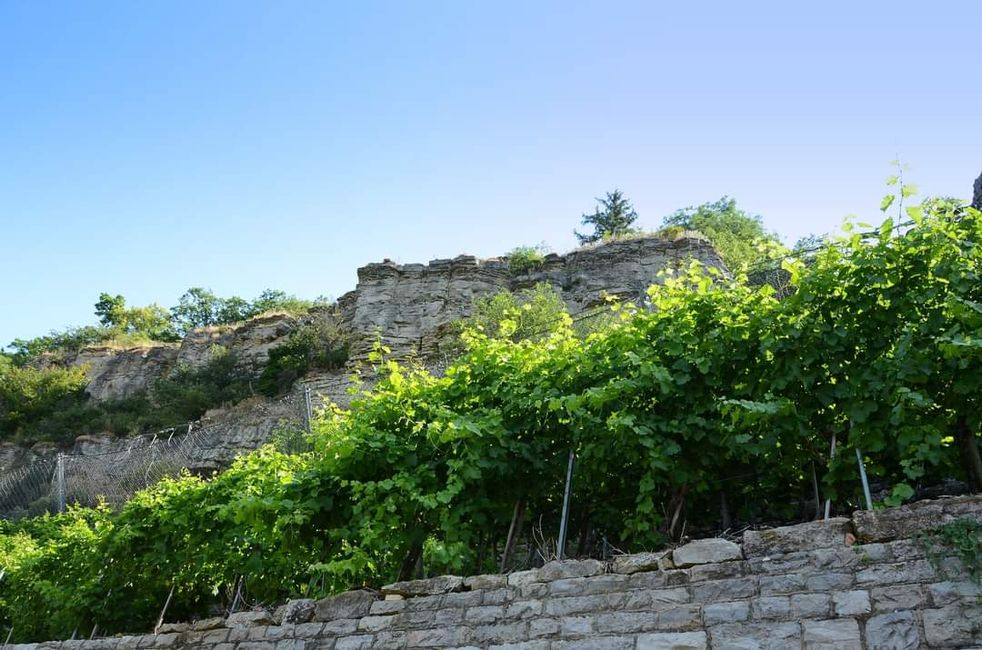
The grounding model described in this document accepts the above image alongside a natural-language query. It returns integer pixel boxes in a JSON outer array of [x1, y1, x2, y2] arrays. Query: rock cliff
[[342, 233, 725, 360]]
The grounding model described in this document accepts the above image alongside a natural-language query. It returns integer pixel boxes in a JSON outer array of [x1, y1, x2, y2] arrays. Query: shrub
[[505, 245, 548, 276]]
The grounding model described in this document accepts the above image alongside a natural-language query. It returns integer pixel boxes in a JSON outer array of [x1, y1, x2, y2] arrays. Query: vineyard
[[0, 192, 979, 643]]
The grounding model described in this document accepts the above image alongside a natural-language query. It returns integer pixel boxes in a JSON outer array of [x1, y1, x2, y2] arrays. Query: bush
[[505, 245, 548, 275], [258, 317, 349, 397]]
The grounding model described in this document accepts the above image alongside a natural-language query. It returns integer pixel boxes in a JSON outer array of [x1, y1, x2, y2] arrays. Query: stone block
[[369, 599, 406, 615], [544, 594, 610, 616], [372, 631, 408, 650], [190, 616, 225, 631], [611, 551, 673, 574], [404, 594, 445, 612], [504, 600, 543, 619], [870, 584, 929, 612], [471, 622, 528, 645], [142, 634, 181, 649], [790, 593, 831, 618], [334, 635, 374, 650], [621, 587, 689, 611], [277, 599, 316, 624], [356, 615, 396, 632], [751, 596, 790, 620], [928, 580, 978, 607], [484, 587, 519, 604], [831, 590, 870, 616], [552, 637, 635, 650], [154, 623, 188, 634], [801, 619, 862, 649], [443, 590, 483, 608], [405, 626, 472, 648], [691, 577, 757, 602], [313, 590, 377, 621], [742, 518, 852, 557], [857, 559, 936, 586], [688, 560, 746, 583], [853, 499, 948, 542], [636, 631, 708, 650], [321, 618, 359, 636], [488, 642, 550, 650], [226, 610, 274, 628], [804, 572, 854, 591], [464, 574, 507, 590], [708, 622, 799, 649], [506, 570, 540, 588], [759, 573, 806, 595], [292, 622, 325, 638], [865, 611, 920, 650], [381, 575, 462, 597], [558, 616, 594, 636], [672, 538, 742, 567], [465, 605, 505, 624], [923, 604, 978, 647], [592, 610, 659, 634], [703, 601, 749, 625], [656, 604, 702, 630], [534, 559, 606, 581], [528, 617, 560, 637]]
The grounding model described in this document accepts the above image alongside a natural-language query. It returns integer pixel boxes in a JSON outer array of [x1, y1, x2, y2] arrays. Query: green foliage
[[663, 196, 787, 271], [152, 347, 257, 423], [505, 245, 548, 275], [462, 283, 570, 342], [258, 317, 350, 397], [0, 348, 258, 445], [0, 364, 89, 440], [575, 189, 640, 245], [1, 191, 981, 642], [917, 517, 982, 584], [171, 287, 316, 335]]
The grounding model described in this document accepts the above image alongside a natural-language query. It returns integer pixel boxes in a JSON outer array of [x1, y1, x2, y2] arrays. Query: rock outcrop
[[342, 233, 725, 360], [61, 344, 180, 402]]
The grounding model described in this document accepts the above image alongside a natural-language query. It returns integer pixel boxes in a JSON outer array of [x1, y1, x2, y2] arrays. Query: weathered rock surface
[[671, 538, 742, 567], [176, 311, 301, 370], [742, 517, 852, 557], [343, 234, 726, 361], [74, 343, 179, 401], [852, 493, 982, 542], [16, 497, 977, 649]]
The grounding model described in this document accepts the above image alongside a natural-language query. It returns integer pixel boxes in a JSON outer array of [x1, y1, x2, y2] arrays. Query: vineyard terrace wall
[[12, 495, 980, 649]]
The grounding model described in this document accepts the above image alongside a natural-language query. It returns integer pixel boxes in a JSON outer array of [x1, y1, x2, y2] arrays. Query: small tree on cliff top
[[575, 189, 640, 245]]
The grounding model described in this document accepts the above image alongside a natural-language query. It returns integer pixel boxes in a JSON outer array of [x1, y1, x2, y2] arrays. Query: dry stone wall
[[13, 495, 980, 649]]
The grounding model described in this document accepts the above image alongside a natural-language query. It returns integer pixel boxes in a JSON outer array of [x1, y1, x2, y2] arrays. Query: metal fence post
[[304, 386, 313, 432], [56, 453, 66, 514], [557, 449, 576, 560]]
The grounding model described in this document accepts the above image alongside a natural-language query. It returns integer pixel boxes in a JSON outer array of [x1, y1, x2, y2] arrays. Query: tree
[[575, 189, 640, 245], [662, 197, 785, 271], [94, 293, 127, 327], [172, 287, 222, 333]]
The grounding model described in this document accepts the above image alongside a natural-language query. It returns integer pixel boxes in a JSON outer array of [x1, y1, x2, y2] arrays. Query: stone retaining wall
[[11, 496, 981, 649]]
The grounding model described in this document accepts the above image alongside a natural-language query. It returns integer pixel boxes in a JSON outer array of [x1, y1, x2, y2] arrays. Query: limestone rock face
[[74, 344, 179, 402], [344, 234, 726, 360], [177, 312, 300, 370], [973, 169, 982, 210]]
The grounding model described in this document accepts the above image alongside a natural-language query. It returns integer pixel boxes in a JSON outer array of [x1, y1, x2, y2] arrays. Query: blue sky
[[1, 1, 979, 346]]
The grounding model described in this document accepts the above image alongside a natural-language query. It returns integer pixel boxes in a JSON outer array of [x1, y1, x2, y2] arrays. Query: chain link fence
[[0, 389, 314, 520]]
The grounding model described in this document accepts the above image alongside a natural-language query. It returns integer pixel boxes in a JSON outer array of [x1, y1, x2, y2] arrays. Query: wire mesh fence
[[0, 389, 313, 520]]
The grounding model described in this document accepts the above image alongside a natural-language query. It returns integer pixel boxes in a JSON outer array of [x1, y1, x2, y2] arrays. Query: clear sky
[[1, 1, 979, 346]]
